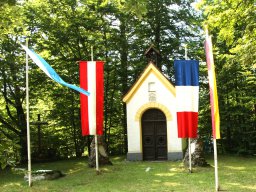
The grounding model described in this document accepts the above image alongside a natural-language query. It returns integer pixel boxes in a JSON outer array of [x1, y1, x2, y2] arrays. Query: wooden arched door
[[142, 108, 167, 160]]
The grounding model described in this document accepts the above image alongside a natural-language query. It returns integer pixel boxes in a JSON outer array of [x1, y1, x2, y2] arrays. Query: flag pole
[[91, 46, 94, 61], [25, 38, 32, 186], [91, 45, 99, 174], [213, 138, 219, 191], [185, 44, 188, 61], [95, 134, 99, 173], [184, 44, 192, 173], [205, 26, 220, 191], [188, 138, 192, 173]]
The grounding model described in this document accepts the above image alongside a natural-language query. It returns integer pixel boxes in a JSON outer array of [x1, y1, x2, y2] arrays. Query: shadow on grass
[[0, 155, 255, 192]]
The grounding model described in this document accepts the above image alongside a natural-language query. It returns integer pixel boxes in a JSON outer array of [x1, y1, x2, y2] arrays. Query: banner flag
[[205, 35, 220, 139], [21, 45, 90, 96], [174, 60, 199, 138], [79, 61, 104, 136]]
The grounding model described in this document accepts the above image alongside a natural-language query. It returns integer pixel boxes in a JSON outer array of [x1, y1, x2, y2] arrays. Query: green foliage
[[0, 133, 20, 169], [0, 2, 29, 165], [198, 0, 256, 154], [3, 0, 254, 168], [0, 0, 16, 6]]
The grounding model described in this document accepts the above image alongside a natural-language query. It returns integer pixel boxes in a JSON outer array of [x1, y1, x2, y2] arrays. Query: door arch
[[142, 108, 167, 160]]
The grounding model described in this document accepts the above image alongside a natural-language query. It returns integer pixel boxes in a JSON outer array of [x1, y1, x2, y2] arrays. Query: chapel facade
[[122, 46, 185, 161]]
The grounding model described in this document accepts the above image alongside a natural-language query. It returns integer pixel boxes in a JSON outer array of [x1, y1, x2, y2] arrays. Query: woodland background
[[0, 0, 255, 168]]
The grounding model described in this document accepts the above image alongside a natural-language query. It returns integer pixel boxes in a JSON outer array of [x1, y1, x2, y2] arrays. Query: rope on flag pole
[[184, 44, 192, 173], [25, 38, 32, 187]]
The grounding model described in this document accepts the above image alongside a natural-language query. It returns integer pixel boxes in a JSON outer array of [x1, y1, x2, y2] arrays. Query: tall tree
[[198, 0, 256, 154], [0, 2, 29, 164]]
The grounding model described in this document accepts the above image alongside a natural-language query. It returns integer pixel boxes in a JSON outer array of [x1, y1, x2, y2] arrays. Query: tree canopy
[[198, 0, 256, 154]]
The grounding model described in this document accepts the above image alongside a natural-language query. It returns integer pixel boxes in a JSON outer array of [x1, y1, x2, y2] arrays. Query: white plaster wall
[[126, 73, 183, 154], [167, 120, 182, 152], [126, 111, 141, 152]]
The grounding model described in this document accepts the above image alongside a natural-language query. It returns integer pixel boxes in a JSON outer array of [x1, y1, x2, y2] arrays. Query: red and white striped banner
[[79, 61, 104, 136]]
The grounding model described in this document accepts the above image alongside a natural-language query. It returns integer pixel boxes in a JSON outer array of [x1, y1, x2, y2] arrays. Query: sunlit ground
[[0, 154, 255, 192]]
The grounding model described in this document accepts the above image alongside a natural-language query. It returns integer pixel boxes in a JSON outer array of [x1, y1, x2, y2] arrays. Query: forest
[[0, 0, 255, 168]]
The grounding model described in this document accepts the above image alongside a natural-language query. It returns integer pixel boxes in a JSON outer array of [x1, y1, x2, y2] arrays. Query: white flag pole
[[188, 138, 192, 173], [184, 44, 192, 173], [213, 139, 219, 191], [91, 46, 94, 61], [95, 134, 99, 173], [25, 39, 32, 186], [91, 45, 99, 174], [185, 44, 188, 61]]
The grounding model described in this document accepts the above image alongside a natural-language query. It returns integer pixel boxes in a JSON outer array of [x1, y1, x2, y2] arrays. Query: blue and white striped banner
[[21, 45, 90, 96]]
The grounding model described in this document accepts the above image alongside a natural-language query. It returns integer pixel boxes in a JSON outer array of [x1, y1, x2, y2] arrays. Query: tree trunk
[[16, 104, 27, 164], [183, 139, 209, 167], [88, 136, 112, 168], [119, 15, 128, 153]]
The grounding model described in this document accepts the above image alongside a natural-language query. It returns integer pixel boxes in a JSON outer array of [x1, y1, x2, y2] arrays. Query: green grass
[[0, 155, 255, 192]]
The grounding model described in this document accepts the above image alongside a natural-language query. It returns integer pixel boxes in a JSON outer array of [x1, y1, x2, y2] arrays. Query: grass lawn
[[0, 154, 255, 192]]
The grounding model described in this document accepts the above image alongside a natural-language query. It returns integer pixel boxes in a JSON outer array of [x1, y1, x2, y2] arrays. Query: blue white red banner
[[174, 60, 199, 138]]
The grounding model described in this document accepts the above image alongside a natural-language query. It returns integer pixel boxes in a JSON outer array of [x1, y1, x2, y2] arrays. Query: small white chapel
[[122, 46, 185, 161]]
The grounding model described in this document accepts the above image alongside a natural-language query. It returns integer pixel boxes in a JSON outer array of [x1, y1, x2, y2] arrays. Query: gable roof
[[144, 44, 161, 56], [123, 62, 175, 103]]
